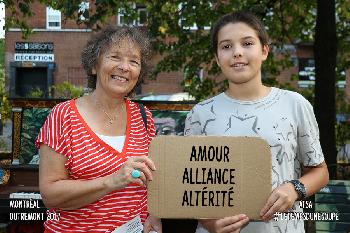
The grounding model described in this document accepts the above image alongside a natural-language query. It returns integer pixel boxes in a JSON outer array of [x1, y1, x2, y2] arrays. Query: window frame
[[117, 3, 147, 26], [46, 7, 61, 30], [78, 2, 89, 21]]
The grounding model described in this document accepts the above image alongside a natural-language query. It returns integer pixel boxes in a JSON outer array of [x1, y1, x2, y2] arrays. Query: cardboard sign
[[147, 136, 272, 219]]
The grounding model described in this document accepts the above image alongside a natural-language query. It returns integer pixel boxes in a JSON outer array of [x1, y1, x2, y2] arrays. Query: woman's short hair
[[211, 11, 269, 56], [81, 25, 151, 97]]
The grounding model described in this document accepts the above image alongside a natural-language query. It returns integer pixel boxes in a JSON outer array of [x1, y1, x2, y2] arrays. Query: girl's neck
[[225, 80, 271, 101]]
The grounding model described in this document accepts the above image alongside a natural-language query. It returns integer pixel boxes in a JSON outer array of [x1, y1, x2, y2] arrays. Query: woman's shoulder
[[127, 99, 154, 119], [50, 99, 75, 117], [127, 99, 148, 111], [127, 99, 139, 107]]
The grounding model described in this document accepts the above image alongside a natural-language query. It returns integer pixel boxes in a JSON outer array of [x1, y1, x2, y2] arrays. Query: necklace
[[100, 107, 116, 125], [92, 94, 124, 125]]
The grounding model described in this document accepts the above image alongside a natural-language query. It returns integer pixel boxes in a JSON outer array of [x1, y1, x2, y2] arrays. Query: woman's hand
[[105, 156, 156, 190], [260, 182, 298, 221], [199, 214, 249, 233], [143, 215, 162, 233]]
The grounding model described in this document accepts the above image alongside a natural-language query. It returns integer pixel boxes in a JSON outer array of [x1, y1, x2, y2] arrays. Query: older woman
[[37, 26, 162, 233]]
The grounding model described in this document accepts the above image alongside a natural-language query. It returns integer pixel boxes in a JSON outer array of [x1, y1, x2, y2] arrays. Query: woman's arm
[[39, 144, 155, 210]]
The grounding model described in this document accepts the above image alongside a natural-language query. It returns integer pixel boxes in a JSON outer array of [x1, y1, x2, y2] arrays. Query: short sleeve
[[296, 97, 324, 166], [144, 106, 156, 139], [184, 106, 202, 136], [35, 103, 71, 158]]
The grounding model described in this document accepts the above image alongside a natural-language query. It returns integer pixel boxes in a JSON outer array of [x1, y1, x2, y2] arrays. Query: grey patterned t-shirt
[[184, 87, 324, 233]]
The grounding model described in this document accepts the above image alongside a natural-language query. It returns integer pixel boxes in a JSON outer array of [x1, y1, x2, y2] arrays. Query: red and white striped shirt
[[36, 99, 156, 233]]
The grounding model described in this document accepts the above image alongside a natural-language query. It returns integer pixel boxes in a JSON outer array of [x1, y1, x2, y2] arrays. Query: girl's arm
[[260, 161, 329, 221], [198, 215, 249, 233], [300, 161, 329, 196], [143, 215, 162, 233]]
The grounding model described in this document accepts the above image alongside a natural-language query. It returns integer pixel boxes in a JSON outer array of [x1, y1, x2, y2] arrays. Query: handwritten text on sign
[[181, 145, 236, 207]]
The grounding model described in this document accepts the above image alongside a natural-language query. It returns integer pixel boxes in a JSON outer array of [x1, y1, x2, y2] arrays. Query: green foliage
[[335, 87, 350, 166], [145, 0, 320, 100], [0, 39, 10, 121], [0, 38, 4, 65], [0, 138, 7, 150], [335, 87, 350, 154], [19, 108, 51, 164], [4, 0, 34, 39], [336, 88, 350, 114], [51, 81, 84, 99], [182, 78, 215, 102], [3, 0, 349, 102], [335, 0, 350, 82], [336, 122, 350, 149], [27, 87, 45, 98]]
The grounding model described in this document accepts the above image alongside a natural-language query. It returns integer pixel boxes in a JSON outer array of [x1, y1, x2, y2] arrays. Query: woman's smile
[[111, 74, 129, 82]]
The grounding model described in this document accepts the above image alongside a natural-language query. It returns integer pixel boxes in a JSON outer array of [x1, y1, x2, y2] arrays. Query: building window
[[297, 58, 346, 88], [336, 70, 346, 88], [117, 9, 127, 26], [299, 58, 315, 81], [117, 4, 147, 26], [0, 2, 4, 38], [178, 3, 211, 30], [78, 2, 89, 21], [298, 58, 315, 88], [46, 7, 61, 29], [137, 8, 147, 26]]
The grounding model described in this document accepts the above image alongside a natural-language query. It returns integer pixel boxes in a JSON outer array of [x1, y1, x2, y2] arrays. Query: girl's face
[[216, 22, 269, 86], [93, 38, 141, 97]]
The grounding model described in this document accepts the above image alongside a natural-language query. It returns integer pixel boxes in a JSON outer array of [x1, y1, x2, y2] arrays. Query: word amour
[[190, 145, 230, 162]]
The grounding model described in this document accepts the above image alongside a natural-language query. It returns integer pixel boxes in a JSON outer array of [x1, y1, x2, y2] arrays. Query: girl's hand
[[143, 215, 162, 233], [106, 156, 156, 190], [260, 182, 298, 221], [199, 214, 249, 233]]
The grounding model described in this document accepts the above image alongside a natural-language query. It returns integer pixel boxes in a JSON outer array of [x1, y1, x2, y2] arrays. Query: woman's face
[[93, 38, 142, 97], [215, 22, 269, 85]]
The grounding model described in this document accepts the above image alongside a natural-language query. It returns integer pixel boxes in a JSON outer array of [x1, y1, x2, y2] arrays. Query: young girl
[[184, 11, 329, 233]]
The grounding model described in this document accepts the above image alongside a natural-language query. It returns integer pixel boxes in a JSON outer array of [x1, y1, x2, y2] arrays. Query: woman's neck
[[90, 89, 125, 111]]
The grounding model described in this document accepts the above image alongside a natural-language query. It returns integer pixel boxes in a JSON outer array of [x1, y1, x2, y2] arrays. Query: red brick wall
[[142, 71, 184, 94], [141, 54, 184, 94], [5, 31, 90, 88], [27, 2, 46, 29], [5, 1, 91, 29]]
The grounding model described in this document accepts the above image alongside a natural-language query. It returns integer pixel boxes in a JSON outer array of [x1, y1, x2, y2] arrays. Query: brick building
[[4, 2, 349, 99]]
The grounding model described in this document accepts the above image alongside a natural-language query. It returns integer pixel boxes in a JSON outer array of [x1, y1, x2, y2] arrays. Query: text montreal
[[9, 199, 40, 209]]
